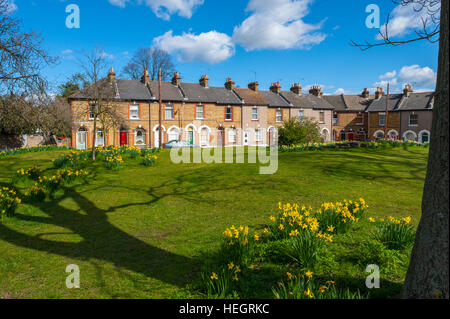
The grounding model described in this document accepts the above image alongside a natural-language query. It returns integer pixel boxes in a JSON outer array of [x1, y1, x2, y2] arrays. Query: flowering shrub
[[142, 154, 158, 166], [202, 262, 242, 298], [222, 225, 259, 266], [272, 271, 364, 299], [268, 203, 333, 267], [371, 216, 415, 250], [25, 185, 47, 201], [105, 154, 123, 170], [316, 198, 368, 234], [0, 187, 21, 220], [13, 166, 43, 182], [0, 145, 68, 159], [53, 151, 89, 169]]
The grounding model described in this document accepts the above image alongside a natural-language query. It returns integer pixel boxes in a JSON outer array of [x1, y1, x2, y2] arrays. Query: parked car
[[162, 140, 200, 149]]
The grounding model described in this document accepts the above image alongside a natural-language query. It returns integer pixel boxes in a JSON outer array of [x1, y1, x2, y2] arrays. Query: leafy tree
[[58, 73, 89, 100], [278, 118, 322, 146]]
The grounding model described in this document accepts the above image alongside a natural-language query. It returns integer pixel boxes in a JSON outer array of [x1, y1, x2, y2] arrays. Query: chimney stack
[[309, 85, 323, 97], [375, 87, 384, 99], [225, 78, 235, 90], [141, 70, 150, 85], [108, 67, 116, 81], [290, 83, 302, 95], [403, 84, 413, 97], [172, 72, 181, 86], [270, 82, 281, 94], [200, 75, 209, 88], [361, 88, 370, 98], [248, 81, 259, 91]]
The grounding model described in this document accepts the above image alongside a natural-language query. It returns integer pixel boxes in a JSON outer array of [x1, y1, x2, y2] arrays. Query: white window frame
[[225, 107, 233, 121], [89, 104, 96, 120], [200, 127, 210, 146], [356, 112, 364, 125], [196, 105, 204, 120], [379, 113, 386, 126], [168, 127, 179, 142], [130, 104, 139, 120], [165, 104, 174, 120], [228, 128, 237, 144], [332, 112, 338, 125], [252, 108, 259, 121], [276, 110, 283, 123], [95, 131, 105, 146], [255, 129, 262, 142]]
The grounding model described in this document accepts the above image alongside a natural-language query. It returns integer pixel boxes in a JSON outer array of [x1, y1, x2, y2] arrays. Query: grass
[[0, 146, 428, 299]]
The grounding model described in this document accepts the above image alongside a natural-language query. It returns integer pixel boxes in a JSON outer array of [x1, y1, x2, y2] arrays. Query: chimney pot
[[248, 81, 259, 91], [290, 83, 302, 95], [225, 78, 235, 90], [270, 81, 281, 94], [200, 75, 209, 88], [141, 70, 150, 85], [403, 84, 413, 97], [309, 85, 323, 97], [108, 67, 116, 81], [375, 87, 384, 99], [172, 72, 181, 86], [362, 88, 370, 98]]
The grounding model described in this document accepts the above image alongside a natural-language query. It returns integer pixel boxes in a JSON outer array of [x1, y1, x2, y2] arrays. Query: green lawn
[[0, 146, 428, 299]]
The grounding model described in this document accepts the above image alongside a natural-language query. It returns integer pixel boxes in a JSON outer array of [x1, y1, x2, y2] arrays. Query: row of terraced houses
[[69, 69, 434, 149]]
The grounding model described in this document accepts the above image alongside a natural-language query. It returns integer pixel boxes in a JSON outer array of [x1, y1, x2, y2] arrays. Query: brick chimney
[[108, 67, 116, 81], [172, 72, 181, 86], [270, 82, 281, 94], [403, 84, 413, 97], [225, 78, 235, 90], [375, 87, 384, 99], [361, 88, 370, 98], [248, 81, 259, 91], [309, 85, 323, 97], [141, 70, 150, 85], [200, 75, 209, 88], [290, 83, 302, 95]]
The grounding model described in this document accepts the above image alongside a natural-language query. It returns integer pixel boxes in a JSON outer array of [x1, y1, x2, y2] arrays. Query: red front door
[[348, 133, 355, 141], [120, 132, 127, 146]]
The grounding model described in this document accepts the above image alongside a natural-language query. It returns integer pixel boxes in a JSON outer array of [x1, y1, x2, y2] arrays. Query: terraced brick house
[[365, 85, 434, 142], [69, 68, 336, 149], [323, 88, 374, 141], [279, 84, 335, 142]]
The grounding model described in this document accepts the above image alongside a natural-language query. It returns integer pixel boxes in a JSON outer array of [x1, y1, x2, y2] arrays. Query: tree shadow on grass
[[0, 168, 277, 293]]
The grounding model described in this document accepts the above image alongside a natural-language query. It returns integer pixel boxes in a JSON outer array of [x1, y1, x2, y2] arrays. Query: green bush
[[278, 118, 323, 146], [372, 216, 416, 250]]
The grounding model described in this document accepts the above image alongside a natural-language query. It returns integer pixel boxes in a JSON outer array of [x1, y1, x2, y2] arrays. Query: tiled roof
[[180, 83, 242, 105], [116, 79, 152, 100], [233, 88, 269, 106], [70, 78, 117, 100], [367, 94, 404, 112], [323, 94, 374, 111], [147, 80, 185, 102], [280, 91, 334, 110], [259, 90, 291, 108], [398, 92, 434, 111]]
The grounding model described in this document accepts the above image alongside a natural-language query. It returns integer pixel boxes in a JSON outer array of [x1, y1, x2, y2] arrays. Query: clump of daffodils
[[1, 187, 21, 220], [371, 215, 415, 250]]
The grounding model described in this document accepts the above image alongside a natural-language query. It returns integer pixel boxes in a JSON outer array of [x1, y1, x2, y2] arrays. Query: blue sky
[[10, 0, 439, 95]]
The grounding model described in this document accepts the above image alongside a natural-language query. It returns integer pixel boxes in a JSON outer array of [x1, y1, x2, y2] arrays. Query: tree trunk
[[401, 0, 449, 299], [92, 116, 97, 161]]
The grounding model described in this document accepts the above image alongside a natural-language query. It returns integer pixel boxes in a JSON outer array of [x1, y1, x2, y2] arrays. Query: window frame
[[196, 105, 205, 120], [379, 113, 386, 126], [332, 112, 338, 125], [356, 112, 364, 125], [225, 106, 233, 121], [255, 129, 262, 142], [252, 108, 259, 121], [276, 110, 283, 123], [129, 104, 140, 120], [409, 113, 419, 126], [319, 112, 325, 123], [165, 104, 174, 120], [89, 104, 96, 120], [135, 129, 145, 145]]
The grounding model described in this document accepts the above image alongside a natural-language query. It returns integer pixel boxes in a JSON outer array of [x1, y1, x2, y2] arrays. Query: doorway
[[120, 131, 128, 146], [76, 128, 87, 150]]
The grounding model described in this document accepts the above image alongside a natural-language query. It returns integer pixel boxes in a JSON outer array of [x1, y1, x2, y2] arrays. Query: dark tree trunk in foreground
[[402, 0, 449, 299]]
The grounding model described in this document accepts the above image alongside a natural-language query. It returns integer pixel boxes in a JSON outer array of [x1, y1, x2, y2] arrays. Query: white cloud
[[373, 65, 436, 91], [377, 2, 440, 40], [334, 88, 346, 95], [379, 70, 396, 80], [108, 0, 204, 20], [232, 0, 326, 51], [398, 65, 436, 88], [153, 30, 235, 64], [61, 49, 73, 55], [99, 51, 115, 59]]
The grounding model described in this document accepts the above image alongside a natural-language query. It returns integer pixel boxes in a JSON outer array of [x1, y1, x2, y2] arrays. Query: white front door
[[243, 130, 250, 146], [76, 130, 87, 150]]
